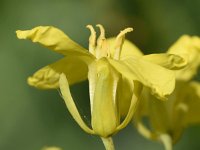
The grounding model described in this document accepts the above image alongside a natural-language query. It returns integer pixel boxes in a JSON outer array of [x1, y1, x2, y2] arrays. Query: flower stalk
[[101, 137, 115, 150]]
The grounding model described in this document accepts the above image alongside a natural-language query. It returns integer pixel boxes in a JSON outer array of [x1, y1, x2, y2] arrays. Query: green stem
[[101, 137, 115, 150]]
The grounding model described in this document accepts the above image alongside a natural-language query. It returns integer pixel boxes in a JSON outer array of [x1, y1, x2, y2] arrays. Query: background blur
[[0, 0, 200, 150]]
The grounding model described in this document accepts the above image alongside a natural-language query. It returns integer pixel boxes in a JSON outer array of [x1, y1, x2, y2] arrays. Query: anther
[[95, 24, 109, 59], [86, 25, 96, 55]]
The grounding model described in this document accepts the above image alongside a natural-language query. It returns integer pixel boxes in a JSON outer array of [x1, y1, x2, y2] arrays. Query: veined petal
[[89, 59, 119, 137], [143, 53, 187, 70], [107, 38, 143, 59], [167, 35, 200, 80], [59, 74, 94, 134], [16, 26, 94, 57], [108, 56, 175, 100], [28, 56, 92, 89]]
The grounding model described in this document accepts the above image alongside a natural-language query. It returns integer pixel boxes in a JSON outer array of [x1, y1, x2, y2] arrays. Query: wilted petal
[[28, 56, 93, 89], [108, 56, 175, 100], [59, 74, 94, 134], [16, 26, 94, 57]]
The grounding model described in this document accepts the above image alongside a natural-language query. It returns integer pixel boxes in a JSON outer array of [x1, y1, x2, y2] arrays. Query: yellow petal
[[167, 35, 200, 80], [16, 26, 94, 57], [89, 59, 119, 137], [59, 74, 94, 134], [108, 56, 175, 100], [143, 53, 187, 70], [117, 82, 142, 131], [107, 38, 143, 59], [28, 65, 60, 89], [117, 77, 134, 117], [28, 56, 92, 89]]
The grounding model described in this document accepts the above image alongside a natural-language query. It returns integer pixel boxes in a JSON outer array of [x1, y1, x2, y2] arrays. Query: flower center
[[87, 24, 133, 60]]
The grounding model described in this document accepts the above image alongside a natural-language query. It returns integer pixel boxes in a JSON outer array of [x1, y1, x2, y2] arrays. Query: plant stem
[[101, 137, 115, 150]]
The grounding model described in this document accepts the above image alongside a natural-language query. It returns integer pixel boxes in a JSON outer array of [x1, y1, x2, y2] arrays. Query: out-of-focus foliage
[[0, 0, 199, 150]]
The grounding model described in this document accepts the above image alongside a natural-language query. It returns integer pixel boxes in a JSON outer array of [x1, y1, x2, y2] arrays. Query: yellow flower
[[16, 25, 185, 139], [134, 35, 200, 150]]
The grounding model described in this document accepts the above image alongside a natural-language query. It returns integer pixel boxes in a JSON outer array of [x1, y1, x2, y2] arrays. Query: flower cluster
[[16, 25, 200, 150], [134, 35, 200, 150]]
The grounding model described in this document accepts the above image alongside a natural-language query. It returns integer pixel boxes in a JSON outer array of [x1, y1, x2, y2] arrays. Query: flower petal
[[59, 74, 94, 134], [16, 26, 93, 57], [143, 53, 187, 70], [117, 77, 134, 117], [117, 82, 142, 131], [108, 56, 175, 100], [89, 59, 119, 137], [107, 38, 143, 59], [28, 56, 92, 89], [167, 35, 200, 80]]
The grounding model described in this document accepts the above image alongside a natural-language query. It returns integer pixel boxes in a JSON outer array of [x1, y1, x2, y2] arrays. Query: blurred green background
[[0, 0, 200, 150]]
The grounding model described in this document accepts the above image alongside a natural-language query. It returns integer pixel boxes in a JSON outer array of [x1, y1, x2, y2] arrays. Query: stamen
[[96, 24, 106, 47], [116, 28, 133, 40], [114, 28, 133, 60], [95, 24, 110, 59], [86, 25, 96, 55]]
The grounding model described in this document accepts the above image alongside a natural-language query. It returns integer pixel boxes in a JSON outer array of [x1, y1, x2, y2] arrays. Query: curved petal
[[117, 82, 142, 131], [167, 35, 200, 80], [143, 53, 187, 70], [28, 65, 60, 89], [117, 77, 134, 117], [89, 59, 119, 137], [107, 38, 143, 59], [28, 56, 93, 89], [59, 74, 94, 134], [16, 26, 94, 57], [108, 57, 175, 100]]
